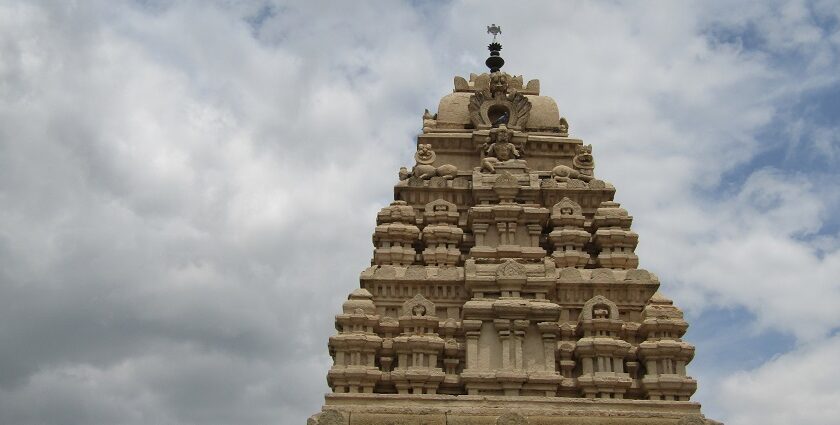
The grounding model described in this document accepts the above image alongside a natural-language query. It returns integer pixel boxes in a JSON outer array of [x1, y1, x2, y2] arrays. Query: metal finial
[[487, 24, 502, 42], [485, 24, 504, 72]]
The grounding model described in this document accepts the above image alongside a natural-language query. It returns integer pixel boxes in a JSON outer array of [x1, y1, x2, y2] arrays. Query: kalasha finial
[[485, 24, 504, 72], [487, 24, 502, 41]]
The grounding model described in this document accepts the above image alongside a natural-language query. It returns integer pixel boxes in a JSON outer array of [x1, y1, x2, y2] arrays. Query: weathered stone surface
[[496, 412, 528, 425], [349, 413, 446, 425], [314, 410, 347, 425], [677, 415, 706, 425], [316, 394, 709, 424], [310, 37, 720, 424]]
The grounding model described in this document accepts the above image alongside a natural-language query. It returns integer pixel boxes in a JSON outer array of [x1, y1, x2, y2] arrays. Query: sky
[[0, 1, 838, 424]]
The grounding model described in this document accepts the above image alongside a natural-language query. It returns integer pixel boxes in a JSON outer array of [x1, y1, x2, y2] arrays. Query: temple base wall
[[308, 394, 721, 425]]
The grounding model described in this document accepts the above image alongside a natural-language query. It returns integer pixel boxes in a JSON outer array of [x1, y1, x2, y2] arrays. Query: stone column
[[582, 357, 594, 374], [496, 222, 508, 245], [527, 224, 542, 247], [507, 221, 517, 245], [613, 357, 624, 374], [646, 359, 658, 376], [495, 319, 512, 370], [463, 320, 482, 370], [676, 360, 687, 376], [473, 224, 489, 247], [538, 322, 558, 372], [513, 320, 529, 371]]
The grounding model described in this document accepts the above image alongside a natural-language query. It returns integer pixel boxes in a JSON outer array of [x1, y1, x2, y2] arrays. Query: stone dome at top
[[435, 72, 563, 132]]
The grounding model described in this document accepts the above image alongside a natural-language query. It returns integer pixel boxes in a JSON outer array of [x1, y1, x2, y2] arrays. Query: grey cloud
[[1, 1, 839, 425]]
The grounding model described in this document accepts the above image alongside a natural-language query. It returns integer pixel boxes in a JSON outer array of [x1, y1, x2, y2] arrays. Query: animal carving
[[552, 144, 596, 182], [551, 164, 592, 182], [573, 144, 594, 175], [422, 108, 437, 131], [399, 144, 458, 180]]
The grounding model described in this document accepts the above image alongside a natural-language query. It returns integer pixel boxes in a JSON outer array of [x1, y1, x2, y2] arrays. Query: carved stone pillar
[[473, 223, 489, 247], [463, 320, 482, 370], [513, 319, 529, 371], [538, 322, 558, 372], [495, 319, 512, 370]]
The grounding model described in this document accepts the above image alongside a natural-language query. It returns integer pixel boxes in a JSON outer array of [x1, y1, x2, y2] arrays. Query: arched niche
[[402, 293, 436, 317], [551, 197, 583, 218], [579, 295, 619, 320], [425, 198, 457, 214]]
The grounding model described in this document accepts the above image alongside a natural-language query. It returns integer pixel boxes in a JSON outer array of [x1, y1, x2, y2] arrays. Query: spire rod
[[485, 24, 504, 73]]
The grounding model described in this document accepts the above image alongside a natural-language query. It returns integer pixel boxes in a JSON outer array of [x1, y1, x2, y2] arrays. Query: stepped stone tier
[[308, 37, 721, 425]]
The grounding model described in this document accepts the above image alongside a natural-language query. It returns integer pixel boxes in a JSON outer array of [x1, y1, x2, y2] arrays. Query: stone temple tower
[[309, 30, 721, 425]]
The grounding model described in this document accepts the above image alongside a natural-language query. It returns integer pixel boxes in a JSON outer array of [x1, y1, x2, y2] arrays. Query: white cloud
[[718, 334, 840, 425], [641, 168, 840, 340], [0, 1, 839, 424]]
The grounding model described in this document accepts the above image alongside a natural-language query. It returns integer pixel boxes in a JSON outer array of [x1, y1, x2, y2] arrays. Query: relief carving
[[496, 412, 528, 425], [468, 71, 532, 129], [552, 144, 596, 183], [402, 293, 436, 317], [399, 144, 458, 180], [481, 125, 525, 173]]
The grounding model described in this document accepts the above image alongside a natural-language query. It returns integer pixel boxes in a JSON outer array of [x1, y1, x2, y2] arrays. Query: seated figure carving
[[480, 124, 524, 173]]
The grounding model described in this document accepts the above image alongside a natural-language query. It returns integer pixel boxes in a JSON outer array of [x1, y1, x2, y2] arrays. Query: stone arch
[[402, 293, 436, 317], [580, 295, 619, 320], [551, 197, 583, 217], [496, 259, 527, 282], [425, 198, 457, 214], [468, 91, 532, 129]]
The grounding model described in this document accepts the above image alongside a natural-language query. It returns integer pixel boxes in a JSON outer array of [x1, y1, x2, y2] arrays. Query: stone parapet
[[310, 393, 718, 424]]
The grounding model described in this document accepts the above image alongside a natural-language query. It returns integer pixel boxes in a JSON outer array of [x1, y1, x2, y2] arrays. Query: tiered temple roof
[[309, 34, 720, 425]]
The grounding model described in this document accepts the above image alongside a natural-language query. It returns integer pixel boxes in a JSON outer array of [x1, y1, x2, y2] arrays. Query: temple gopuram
[[308, 27, 721, 425]]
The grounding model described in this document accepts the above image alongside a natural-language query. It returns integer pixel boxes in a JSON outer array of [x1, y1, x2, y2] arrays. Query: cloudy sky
[[0, 1, 838, 424]]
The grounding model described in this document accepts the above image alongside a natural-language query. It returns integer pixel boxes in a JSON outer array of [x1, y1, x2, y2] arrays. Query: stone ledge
[[311, 393, 720, 424], [324, 392, 703, 415]]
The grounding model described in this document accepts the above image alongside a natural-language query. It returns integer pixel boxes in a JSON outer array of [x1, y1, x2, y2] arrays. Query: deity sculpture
[[480, 124, 523, 173]]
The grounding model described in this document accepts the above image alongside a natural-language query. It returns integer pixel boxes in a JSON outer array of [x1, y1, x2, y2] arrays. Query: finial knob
[[485, 24, 504, 72]]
